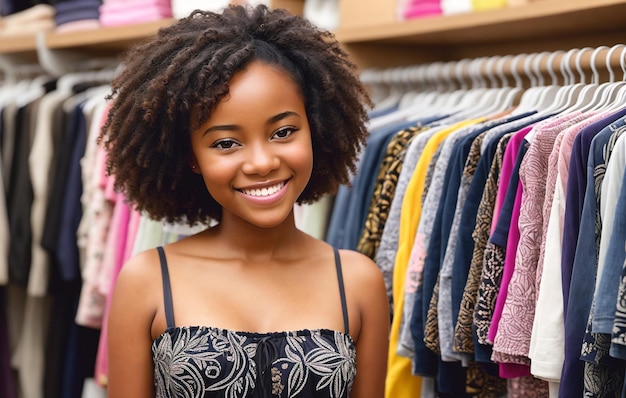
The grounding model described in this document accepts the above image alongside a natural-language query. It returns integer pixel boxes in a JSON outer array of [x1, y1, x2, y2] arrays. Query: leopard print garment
[[357, 126, 426, 259], [424, 277, 441, 354], [474, 241, 506, 345]]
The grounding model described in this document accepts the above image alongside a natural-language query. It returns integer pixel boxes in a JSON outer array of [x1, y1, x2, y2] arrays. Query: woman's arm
[[107, 251, 159, 398], [344, 251, 390, 398]]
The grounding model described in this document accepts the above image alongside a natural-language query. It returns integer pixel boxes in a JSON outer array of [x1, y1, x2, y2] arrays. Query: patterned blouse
[[152, 247, 356, 398]]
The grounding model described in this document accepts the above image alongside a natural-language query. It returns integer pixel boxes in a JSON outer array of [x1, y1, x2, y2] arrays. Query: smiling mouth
[[239, 181, 286, 197]]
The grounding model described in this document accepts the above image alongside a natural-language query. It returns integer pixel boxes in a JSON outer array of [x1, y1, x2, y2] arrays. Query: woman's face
[[190, 61, 313, 229]]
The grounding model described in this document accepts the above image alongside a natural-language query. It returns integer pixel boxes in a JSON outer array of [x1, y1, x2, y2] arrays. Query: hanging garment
[[453, 131, 512, 355], [357, 125, 427, 259]]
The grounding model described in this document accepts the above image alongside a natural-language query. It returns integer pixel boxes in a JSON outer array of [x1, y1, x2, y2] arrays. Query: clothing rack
[[360, 44, 626, 94], [328, 40, 626, 397]]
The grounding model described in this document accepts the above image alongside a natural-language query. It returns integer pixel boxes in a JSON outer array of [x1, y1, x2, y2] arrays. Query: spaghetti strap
[[157, 246, 176, 329], [333, 247, 350, 335]]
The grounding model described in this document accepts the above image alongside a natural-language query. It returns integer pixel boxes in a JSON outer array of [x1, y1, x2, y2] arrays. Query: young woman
[[102, 4, 389, 397]]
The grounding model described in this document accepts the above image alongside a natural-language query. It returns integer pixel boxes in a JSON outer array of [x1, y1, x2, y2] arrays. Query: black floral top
[[152, 247, 356, 398]]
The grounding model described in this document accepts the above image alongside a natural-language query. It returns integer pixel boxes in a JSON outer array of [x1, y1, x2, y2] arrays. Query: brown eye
[[272, 127, 297, 140], [211, 139, 239, 150]]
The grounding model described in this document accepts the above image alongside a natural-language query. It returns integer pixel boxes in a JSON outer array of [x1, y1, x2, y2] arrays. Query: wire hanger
[[578, 45, 610, 113], [542, 48, 583, 114], [0, 54, 47, 84], [532, 51, 561, 112], [603, 44, 626, 112], [565, 47, 599, 113]]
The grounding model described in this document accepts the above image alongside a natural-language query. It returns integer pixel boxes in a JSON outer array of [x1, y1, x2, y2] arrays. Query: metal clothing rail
[[360, 44, 626, 91]]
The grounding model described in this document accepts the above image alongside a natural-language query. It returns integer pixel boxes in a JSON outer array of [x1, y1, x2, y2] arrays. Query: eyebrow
[[202, 111, 300, 136]]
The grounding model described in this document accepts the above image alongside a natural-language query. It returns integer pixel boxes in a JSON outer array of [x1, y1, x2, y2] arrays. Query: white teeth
[[241, 182, 284, 197]]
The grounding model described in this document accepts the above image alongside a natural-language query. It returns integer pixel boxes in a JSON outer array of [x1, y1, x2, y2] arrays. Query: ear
[[188, 156, 201, 174]]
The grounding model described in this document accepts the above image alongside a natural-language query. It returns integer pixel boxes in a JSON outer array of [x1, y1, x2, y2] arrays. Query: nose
[[242, 141, 280, 176]]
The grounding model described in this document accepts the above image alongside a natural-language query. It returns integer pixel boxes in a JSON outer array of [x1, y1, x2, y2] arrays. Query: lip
[[236, 179, 290, 205]]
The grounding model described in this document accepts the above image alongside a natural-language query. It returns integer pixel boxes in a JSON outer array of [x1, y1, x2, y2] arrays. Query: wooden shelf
[[0, 19, 175, 56], [271, 0, 305, 16], [46, 19, 175, 52], [0, 33, 38, 54], [0, 0, 294, 55], [336, 0, 626, 45], [0, 0, 623, 70], [1, 1, 622, 53]]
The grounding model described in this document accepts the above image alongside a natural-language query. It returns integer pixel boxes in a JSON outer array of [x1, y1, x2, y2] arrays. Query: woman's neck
[[210, 209, 307, 263]]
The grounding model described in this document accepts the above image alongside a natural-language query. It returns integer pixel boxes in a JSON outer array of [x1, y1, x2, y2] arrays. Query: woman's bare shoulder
[[335, 248, 389, 379], [335, 249, 388, 320], [112, 248, 164, 309], [118, 248, 162, 281], [337, 249, 384, 285]]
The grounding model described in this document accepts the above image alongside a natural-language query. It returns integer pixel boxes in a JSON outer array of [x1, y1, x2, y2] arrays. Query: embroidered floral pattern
[[493, 122, 564, 358], [152, 326, 356, 398]]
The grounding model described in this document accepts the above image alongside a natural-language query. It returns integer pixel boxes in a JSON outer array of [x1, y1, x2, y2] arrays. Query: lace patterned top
[[151, 247, 356, 398]]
